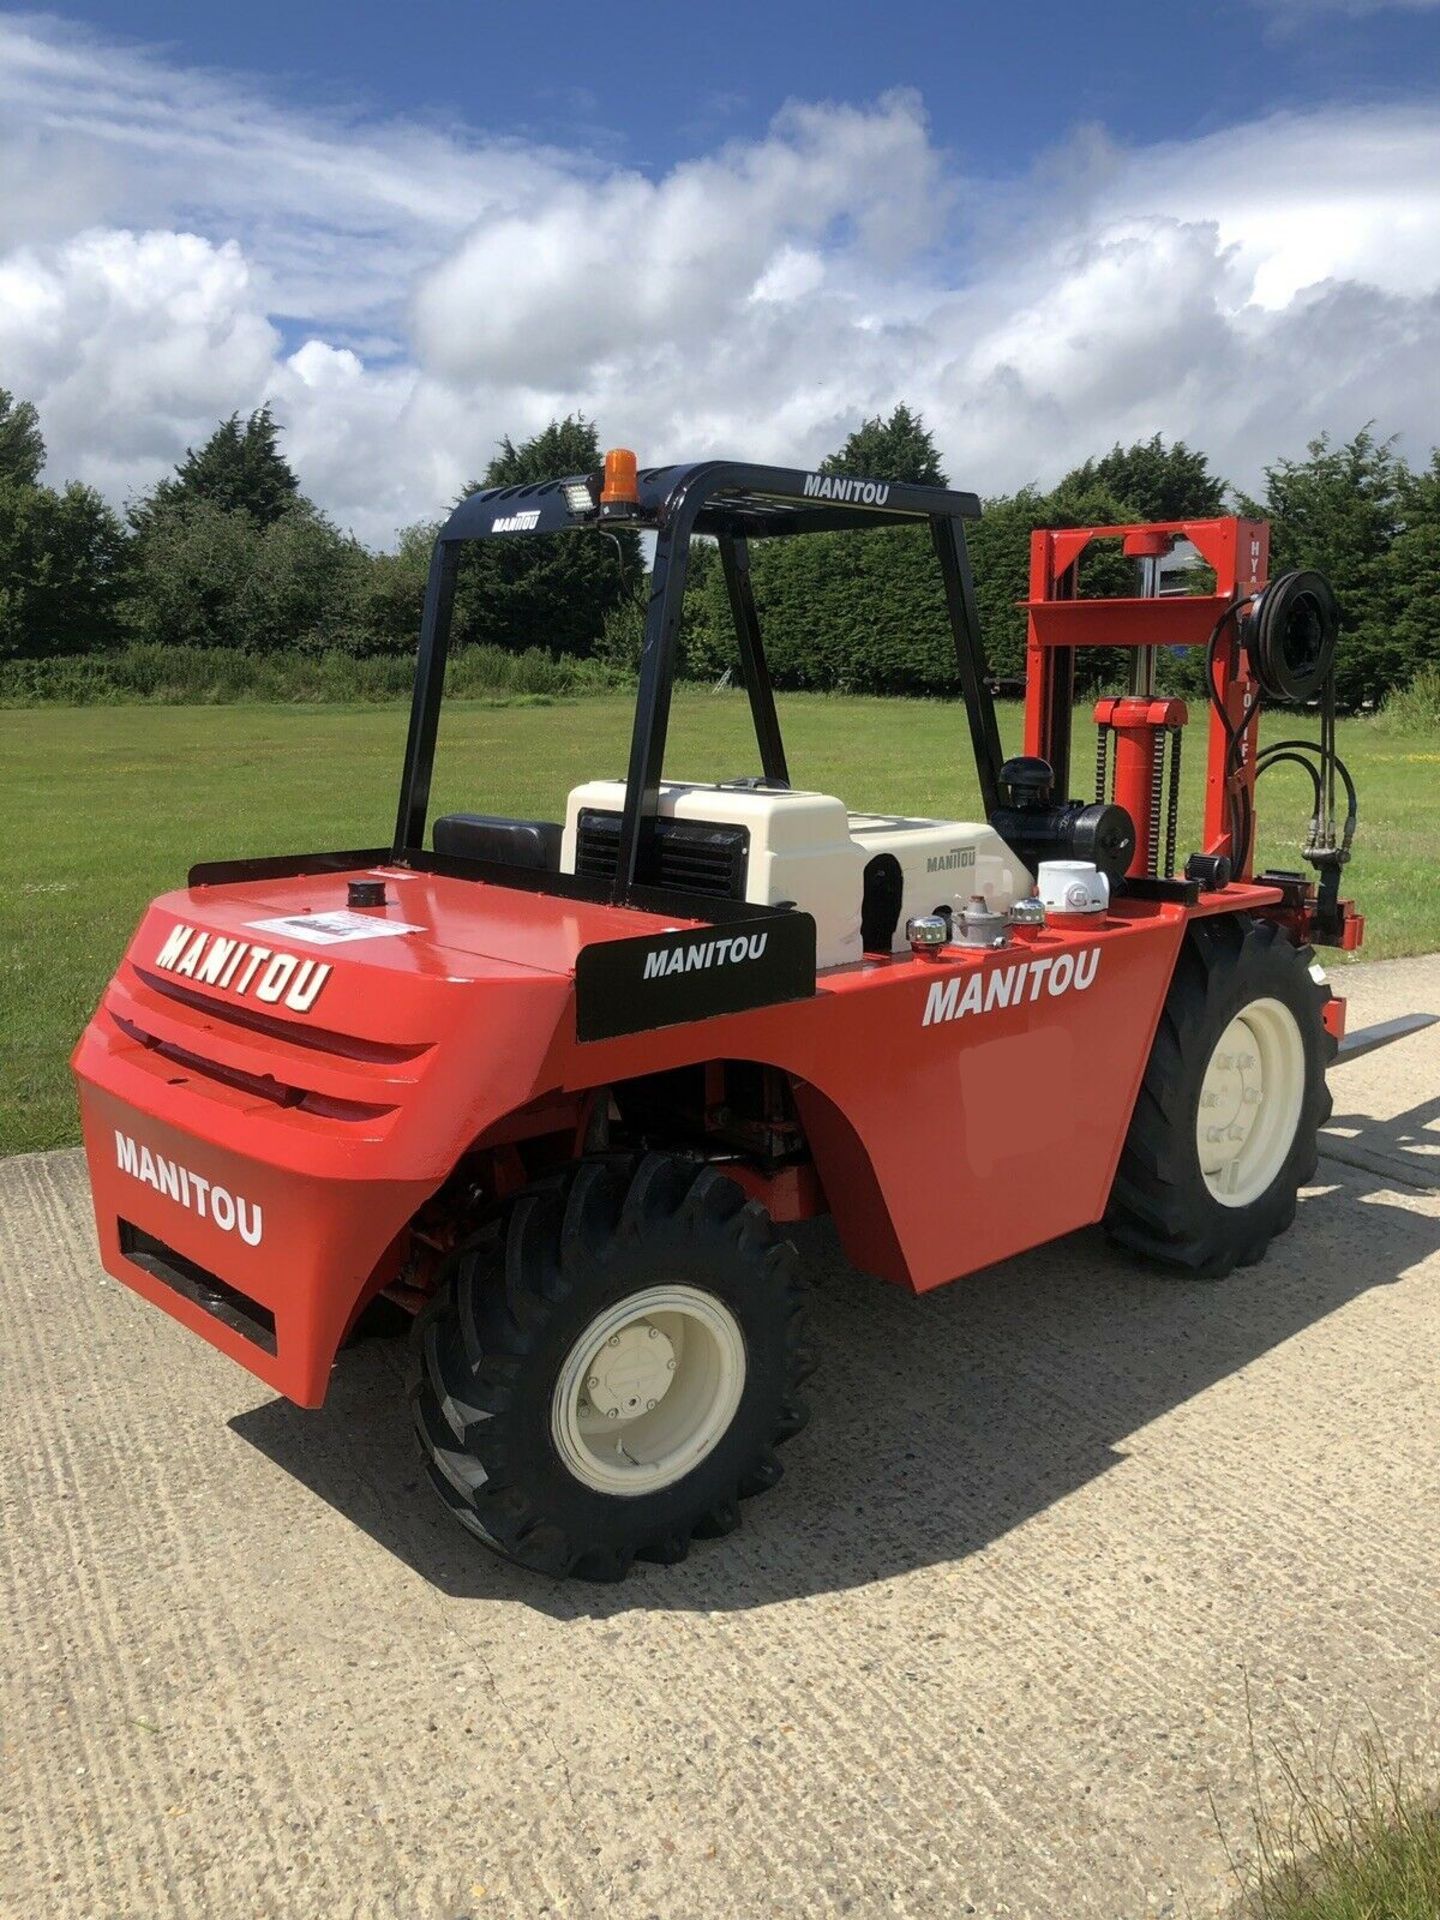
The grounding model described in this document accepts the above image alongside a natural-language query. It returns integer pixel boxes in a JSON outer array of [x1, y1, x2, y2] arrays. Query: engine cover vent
[[575, 809, 749, 900]]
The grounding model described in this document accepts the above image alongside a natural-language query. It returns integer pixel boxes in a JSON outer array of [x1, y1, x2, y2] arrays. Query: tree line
[[1, 387, 1435, 709]]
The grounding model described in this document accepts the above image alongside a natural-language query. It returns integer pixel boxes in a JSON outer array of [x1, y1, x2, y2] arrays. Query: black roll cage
[[393, 460, 1006, 907]]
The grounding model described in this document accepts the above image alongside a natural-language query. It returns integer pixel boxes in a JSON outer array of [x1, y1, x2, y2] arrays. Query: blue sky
[[42, 0, 1440, 171], [1, 3, 1437, 541]]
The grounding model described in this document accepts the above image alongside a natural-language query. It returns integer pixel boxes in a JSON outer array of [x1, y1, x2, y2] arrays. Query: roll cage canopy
[[394, 459, 1005, 905]]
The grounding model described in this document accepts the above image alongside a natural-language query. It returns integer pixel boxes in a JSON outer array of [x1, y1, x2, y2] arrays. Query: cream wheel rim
[[550, 1286, 746, 1496], [1196, 997, 1306, 1207]]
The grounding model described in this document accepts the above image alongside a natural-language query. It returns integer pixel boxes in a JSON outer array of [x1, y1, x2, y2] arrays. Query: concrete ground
[[3, 956, 1438, 1920]]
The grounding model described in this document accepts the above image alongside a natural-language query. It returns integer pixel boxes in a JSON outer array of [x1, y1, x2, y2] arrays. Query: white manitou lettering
[[643, 932, 770, 981], [114, 1131, 263, 1244], [195, 937, 238, 985], [922, 946, 1101, 1027], [155, 923, 195, 969], [801, 473, 891, 506], [151, 926, 332, 1013]]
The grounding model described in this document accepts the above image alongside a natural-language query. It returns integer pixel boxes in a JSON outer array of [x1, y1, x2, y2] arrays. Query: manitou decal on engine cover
[[926, 847, 976, 874], [801, 473, 891, 506], [114, 1131, 263, 1244], [922, 947, 1101, 1026], [151, 925, 331, 1013], [575, 914, 816, 1043]]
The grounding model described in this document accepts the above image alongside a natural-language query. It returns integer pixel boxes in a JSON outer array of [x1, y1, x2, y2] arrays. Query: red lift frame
[[1022, 516, 1270, 879]]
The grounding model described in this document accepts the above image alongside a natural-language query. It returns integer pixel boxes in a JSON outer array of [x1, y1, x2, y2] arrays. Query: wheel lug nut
[[608, 1334, 620, 1347], [606, 1408, 618, 1420], [1227, 1124, 1245, 1141], [646, 1398, 656, 1410], [1243, 1087, 1261, 1104], [588, 1375, 599, 1389], [1201, 1092, 1217, 1108], [666, 1358, 677, 1371], [1206, 1125, 1224, 1142]]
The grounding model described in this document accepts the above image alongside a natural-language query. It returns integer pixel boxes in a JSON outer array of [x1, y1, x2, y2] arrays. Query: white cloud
[[0, 228, 279, 498], [0, 13, 1437, 545], [1251, 0, 1440, 18], [411, 93, 943, 388], [1091, 108, 1440, 306], [0, 13, 579, 325]]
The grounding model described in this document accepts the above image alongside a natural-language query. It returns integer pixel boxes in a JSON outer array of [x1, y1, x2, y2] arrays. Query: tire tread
[[411, 1152, 813, 1580]]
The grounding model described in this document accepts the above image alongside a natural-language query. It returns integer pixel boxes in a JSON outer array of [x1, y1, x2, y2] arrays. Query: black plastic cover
[[574, 911, 816, 1043], [433, 814, 563, 870]]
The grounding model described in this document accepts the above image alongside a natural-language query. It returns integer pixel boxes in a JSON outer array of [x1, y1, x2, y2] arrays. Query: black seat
[[433, 814, 563, 870]]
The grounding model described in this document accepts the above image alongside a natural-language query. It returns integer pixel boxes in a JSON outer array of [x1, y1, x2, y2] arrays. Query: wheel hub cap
[[583, 1320, 677, 1420], [551, 1285, 746, 1497], [1195, 997, 1305, 1208], [1199, 1026, 1262, 1170]]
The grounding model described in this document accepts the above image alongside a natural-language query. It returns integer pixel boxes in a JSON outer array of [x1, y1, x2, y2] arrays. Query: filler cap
[[905, 914, 950, 958]]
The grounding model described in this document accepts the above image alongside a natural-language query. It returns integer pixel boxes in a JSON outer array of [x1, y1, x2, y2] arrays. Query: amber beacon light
[[599, 446, 640, 514]]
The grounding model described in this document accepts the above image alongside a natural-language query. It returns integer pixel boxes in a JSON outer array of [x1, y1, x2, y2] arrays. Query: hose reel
[[1246, 569, 1341, 703], [1225, 568, 1354, 936]]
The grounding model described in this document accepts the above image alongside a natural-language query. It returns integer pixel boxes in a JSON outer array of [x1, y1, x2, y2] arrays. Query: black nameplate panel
[[574, 911, 816, 1043]]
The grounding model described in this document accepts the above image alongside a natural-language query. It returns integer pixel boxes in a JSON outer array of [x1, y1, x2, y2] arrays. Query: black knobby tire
[[1105, 915, 1335, 1279], [410, 1153, 815, 1580]]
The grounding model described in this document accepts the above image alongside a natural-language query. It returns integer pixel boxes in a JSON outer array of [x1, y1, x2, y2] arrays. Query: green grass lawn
[[4, 691, 1436, 1156], [1229, 1739, 1440, 1920], [1238, 1804, 1440, 1920]]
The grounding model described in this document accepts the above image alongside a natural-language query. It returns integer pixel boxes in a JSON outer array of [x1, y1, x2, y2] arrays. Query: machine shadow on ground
[[230, 1104, 1439, 1619], [1321, 1090, 1439, 1189]]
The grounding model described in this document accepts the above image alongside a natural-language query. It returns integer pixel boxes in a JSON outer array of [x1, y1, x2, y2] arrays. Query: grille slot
[[109, 1010, 399, 1122], [132, 967, 426, 1065], [119, 1221, 277, 1353], [575, 810, 749, 900], [103, 965, 421, 1127]]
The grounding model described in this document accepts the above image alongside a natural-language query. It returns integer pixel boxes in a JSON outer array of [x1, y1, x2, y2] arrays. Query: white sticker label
[[247, 911, 424, 947]]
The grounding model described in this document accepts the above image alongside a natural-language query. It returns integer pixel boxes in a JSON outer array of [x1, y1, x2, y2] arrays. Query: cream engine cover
[[845, 812, 1033, 948], [561, 781, 1032, 971], [562, 780, 867, 969]]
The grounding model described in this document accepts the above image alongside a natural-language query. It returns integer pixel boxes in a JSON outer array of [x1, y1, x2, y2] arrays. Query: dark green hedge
[[679, 484, 1140, 695]]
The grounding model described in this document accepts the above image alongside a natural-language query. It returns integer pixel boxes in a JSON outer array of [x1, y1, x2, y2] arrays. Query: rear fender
[[559, 1053, 908, 1284], [786, 1078, 908, 1283]]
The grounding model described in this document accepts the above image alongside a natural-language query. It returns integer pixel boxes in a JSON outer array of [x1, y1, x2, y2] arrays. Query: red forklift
[[74, 450, 1403, 1580]]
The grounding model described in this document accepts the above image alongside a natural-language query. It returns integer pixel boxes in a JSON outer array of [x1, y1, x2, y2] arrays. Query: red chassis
[[75, 863, 1310, 1408]]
